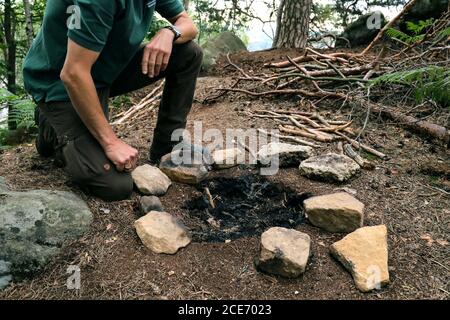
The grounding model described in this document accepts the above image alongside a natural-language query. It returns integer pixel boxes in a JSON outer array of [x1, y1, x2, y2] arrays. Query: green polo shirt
[[23, 0, 184, 103]]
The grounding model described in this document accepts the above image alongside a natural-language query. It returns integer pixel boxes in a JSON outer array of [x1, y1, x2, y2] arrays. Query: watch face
[[172, 26, 181, 38]]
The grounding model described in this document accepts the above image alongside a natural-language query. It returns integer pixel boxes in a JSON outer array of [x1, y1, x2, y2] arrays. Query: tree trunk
[[23, 0, 34, 48], [273, 0, 312, 49], [4, 0, 16, 94], [4, 0, 18, 130]]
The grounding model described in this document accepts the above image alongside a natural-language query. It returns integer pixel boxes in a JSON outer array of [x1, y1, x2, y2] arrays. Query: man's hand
[[103, 139, 139, 172], [142, 28, 175, 78]]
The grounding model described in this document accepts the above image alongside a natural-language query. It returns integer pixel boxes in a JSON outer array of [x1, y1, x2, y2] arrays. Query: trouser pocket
[[62, 133, 112, 183]]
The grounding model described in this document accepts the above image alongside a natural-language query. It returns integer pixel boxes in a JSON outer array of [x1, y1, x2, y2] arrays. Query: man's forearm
[[172, 14, 198, 44], [61, 70, 117, 148]]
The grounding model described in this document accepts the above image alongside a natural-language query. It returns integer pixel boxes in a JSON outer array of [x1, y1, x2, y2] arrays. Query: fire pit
[[183, 175, 311, 242]]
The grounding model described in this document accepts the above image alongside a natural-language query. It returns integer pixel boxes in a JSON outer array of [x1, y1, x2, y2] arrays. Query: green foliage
[[191, 0, 252, 44], [111, 94, 132, 109], [0, 88, 37, 148], [386, 19, 434, 44], [146, 15, 170, 40], [386, 28, 425, 44], [369, 66, 450, 106]]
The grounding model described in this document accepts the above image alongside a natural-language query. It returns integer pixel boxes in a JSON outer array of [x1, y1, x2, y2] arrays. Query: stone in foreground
[[135, 212, 191, 254], [304, 192, 364, 233], [0, 179, 92, 290], [212, 148, 244, 169], [132, 164, 171, 196], [299, 153, 360, 182], [159, 146, 210, 185], [258, 142, 313, 168], [140, 196, 164, 214], [256, 227, 311, 278], [330, 225, 389, 292]]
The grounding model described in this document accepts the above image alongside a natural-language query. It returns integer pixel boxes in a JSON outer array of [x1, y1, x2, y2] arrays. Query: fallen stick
[[335, 132, 386, 158], [343, 143, 375, 170], [280, 125, 335, 143], [265, 52, 353, 68], [370, 103, 450, 145], [316, 121, 353, 133], [112, 94, 161, 125], [216, 87, 346, 99], [257, 129, 319, 148], [204, 187, 216, 209]]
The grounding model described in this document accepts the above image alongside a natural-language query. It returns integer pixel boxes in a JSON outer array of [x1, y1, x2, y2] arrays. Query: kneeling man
[[23, 0, 202, 201]]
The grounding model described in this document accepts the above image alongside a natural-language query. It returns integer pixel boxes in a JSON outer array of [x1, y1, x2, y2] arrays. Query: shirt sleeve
[[67, 0, 117, 52], [156, 0, 185, 20]]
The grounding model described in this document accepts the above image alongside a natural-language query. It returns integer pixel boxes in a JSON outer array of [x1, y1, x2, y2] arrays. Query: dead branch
[[257, 129, 320, 148], [369, 102, 450, 145], [360, 0, 420, 56], [335, 132, 386, 158], [216, 87, 346, 99], [265, 52, 353, 68], [343, 143, 375, 170]]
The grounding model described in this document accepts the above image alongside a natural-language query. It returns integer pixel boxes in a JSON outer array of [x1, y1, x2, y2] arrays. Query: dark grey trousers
[[38, 41, 203, 201]]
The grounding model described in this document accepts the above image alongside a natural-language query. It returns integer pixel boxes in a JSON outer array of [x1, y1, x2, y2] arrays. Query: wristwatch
[[164, 25, 182, 41]]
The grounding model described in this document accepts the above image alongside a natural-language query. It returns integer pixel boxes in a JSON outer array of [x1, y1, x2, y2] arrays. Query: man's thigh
[[63, 132, 133, 201], [38, 90, 133, 201]]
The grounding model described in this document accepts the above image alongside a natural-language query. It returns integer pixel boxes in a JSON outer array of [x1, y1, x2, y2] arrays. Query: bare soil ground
[[0, 50, 449, 300]]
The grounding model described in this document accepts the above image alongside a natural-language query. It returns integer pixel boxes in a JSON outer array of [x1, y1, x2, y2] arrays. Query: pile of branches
[[249, 108, 385, 163], [209, 3, 449, 144]]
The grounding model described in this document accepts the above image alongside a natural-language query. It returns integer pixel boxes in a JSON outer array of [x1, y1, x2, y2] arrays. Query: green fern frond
[[369, 66, 450, 106], [386, 28, 424, 44], [406, 19, 434, 35]]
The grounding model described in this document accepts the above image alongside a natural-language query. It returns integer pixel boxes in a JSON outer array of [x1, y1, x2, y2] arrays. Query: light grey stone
[[299, 153, 361, 182]]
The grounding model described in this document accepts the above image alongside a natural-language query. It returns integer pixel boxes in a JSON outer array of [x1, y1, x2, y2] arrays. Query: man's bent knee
[[176, 41, 203, 67]]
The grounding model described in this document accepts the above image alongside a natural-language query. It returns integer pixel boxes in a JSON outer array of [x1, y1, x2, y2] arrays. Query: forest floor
[[0, 49, 449, 300]]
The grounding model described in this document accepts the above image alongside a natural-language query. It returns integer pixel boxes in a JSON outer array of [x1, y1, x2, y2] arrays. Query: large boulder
[[0, 179, 92, 289], [336, 12, 387, 47], [201, 32, 248, 71], [255, 227, 311, 278], [330, 225, 390, 292]]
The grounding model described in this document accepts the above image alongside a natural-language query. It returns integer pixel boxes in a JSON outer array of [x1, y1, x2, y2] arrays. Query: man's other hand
[[104, 139, 139, 172], [142, 28, 175, 78]]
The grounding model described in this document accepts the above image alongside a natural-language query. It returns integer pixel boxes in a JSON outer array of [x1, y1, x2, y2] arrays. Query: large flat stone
[[255, 227, 311, 278], [330, 225, 389, 292], [299, 153, 360, 182], [135, 212, 191, 254], [304, 192, 364, 233]]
